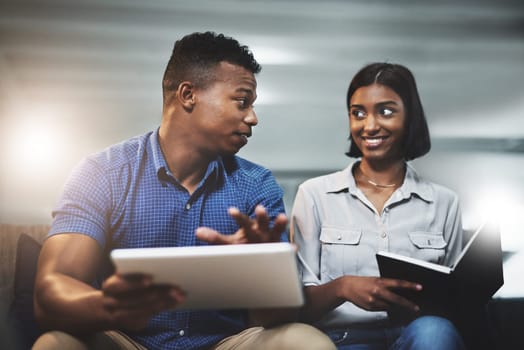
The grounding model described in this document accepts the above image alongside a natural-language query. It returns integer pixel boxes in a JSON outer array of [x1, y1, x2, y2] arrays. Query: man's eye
[[237, 98, 249, 109]]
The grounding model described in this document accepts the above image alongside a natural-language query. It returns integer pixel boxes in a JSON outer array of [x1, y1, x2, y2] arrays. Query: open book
[[376, 220, 504, 322]]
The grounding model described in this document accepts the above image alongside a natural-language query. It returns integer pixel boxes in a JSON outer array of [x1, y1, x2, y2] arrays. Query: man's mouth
[[234, 132, 251, 143]]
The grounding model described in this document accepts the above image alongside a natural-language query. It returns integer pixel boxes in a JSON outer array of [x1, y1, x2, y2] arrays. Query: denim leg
[[390, 316, 466, 350], [324, 328, 390, 350]]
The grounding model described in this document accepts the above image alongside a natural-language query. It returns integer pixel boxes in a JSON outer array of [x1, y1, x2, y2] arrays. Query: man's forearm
[[34, 273, 113, 334]]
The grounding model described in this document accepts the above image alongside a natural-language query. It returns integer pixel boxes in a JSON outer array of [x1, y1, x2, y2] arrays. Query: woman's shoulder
[[428, 181, 460, 203], [299, 166, 352, 193], [408, 164, 459, 202]]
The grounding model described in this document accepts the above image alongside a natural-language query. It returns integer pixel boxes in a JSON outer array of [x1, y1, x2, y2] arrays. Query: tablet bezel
[[110, 242, 304, 310]]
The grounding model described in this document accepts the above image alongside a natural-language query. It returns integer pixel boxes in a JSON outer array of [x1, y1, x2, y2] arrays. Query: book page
[[450, 221, 485, 270], [376, 250, 452, 274]]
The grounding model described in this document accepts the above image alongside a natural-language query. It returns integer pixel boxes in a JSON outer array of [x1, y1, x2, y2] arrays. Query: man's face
[[191, 62, 258, 157]]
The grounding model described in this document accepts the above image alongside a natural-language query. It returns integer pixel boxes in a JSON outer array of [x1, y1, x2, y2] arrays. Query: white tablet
[[110, 242, 304, 310]]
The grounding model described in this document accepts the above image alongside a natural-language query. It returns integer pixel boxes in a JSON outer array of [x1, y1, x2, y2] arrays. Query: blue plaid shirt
[[50, 130, 286, 350]]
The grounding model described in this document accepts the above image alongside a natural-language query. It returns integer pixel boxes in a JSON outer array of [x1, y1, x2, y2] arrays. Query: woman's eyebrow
[[350, 100, 399, 109], [376, 100, 399, 106]]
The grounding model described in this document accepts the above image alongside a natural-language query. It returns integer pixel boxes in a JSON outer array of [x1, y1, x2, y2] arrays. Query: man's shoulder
[[86, 132, 152, 172], [220, 155, 283, 205], [223, 155, 273, 179]]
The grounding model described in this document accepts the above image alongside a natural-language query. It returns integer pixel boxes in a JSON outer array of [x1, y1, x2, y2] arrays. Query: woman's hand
[[335, 275, 421, 312]]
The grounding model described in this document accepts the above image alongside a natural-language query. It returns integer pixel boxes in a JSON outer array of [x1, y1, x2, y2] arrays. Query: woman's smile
[[361, 136, 388, 148]]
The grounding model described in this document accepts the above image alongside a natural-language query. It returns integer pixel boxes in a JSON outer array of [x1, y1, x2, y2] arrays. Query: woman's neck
[[356, 159, 406, 189]]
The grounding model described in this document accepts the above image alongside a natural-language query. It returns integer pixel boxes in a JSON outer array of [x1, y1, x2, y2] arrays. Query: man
[[33, 32, 335, 350]]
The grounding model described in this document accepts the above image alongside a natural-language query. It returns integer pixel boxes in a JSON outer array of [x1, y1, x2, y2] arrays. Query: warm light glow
[[4, 106, 68, 178], [0, 104, 82, 224], [18, 124, 61, 166]]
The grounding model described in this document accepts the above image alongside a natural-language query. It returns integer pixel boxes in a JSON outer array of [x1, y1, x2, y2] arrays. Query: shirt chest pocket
[[408, 231, 447, 263], [319, 227, 363, 279]]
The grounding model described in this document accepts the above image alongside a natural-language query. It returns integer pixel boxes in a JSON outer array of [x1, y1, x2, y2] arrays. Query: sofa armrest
[[0, 224, 49, 321]]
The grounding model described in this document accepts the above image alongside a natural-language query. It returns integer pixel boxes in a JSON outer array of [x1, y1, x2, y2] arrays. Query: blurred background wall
[[1, 0, 523, 298]]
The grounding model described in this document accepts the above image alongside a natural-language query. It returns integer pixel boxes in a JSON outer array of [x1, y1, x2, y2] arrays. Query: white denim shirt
[[290, 161, 463, 329]]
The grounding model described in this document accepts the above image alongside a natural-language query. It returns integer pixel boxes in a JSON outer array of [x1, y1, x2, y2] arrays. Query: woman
[[290, 63, 465, 349]]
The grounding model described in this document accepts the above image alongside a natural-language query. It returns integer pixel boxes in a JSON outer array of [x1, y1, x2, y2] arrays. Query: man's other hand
[[195, 205, 287, 244]]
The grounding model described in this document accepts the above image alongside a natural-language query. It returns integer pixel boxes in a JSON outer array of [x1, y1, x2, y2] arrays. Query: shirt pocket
[[319, 227, 363, 280], [408, 231, 447, 263]]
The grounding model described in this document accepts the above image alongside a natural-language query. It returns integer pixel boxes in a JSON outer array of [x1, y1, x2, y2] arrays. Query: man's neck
[[158, 126, 213, 194]]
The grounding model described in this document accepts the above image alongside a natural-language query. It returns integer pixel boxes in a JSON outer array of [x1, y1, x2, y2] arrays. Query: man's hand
[[195, 205, 287, 244], [101, 273, 186, 331]]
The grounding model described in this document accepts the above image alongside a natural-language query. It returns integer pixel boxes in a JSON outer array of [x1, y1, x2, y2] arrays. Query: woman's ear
[[176, 81, 195, 111]]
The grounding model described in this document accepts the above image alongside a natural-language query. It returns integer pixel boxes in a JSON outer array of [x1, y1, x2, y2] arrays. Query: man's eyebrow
[[235, 87, 255, 96], [236, 87, 253, 92]]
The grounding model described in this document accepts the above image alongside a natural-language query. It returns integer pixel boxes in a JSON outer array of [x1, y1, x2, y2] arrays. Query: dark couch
[[1, 224, 49, 350], [1, 223, 523, 350]]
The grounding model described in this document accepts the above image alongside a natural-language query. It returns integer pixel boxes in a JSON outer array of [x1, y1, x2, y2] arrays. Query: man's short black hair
[[162, 31, 261, 104], [345, 62, 431, 161]]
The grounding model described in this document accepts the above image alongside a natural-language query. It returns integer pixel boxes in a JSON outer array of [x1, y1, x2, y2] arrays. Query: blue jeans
[[324, 316, 465, 350]]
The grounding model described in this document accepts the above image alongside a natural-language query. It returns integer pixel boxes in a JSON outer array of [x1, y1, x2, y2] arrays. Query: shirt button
[[185, 203, 191, 210], [337, 235, 342, 240], [179, 330, 185, 336], [381, 232, 387, 238]]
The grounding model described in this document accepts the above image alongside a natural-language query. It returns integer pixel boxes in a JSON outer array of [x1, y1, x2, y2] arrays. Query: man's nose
[[244, 109, 258, 126]]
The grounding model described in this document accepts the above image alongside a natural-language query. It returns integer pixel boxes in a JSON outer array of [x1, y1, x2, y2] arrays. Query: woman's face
[[349, 83, 406, 163]]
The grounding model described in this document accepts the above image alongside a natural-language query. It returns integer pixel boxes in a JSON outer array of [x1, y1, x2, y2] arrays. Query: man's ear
[[177, 81, 196, 111]]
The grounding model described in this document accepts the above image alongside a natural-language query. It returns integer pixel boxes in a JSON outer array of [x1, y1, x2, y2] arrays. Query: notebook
[[376, 219, 503, 321]]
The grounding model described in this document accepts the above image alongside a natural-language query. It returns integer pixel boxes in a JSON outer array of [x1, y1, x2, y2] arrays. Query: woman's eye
[[380, 108, 394, 116], [352, 110, 365, 119]]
